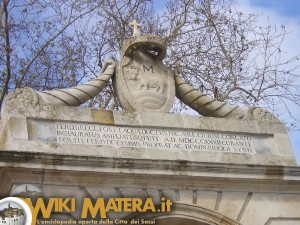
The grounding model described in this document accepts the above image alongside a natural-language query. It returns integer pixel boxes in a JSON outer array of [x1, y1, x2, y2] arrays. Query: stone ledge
[[1, 152, 300, 197], [0, 151, 299, 179]]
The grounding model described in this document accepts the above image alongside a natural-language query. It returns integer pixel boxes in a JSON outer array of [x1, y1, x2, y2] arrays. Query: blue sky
[[249, 0, 300, 19], [238, 0, 300, 164]]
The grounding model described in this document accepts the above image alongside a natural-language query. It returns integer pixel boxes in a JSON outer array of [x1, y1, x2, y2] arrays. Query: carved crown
[[121, 35, 166, 60]]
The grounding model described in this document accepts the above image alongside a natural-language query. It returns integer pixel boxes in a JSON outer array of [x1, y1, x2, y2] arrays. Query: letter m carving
[[143, 65, 154, 73]]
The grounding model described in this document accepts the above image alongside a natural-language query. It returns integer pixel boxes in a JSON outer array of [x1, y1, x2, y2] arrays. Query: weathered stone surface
[[114, 35, 175, 112], [92, 109, 114, 124], [0, 101, 296, 166], [2, 165, 300, 224], [240, 193, 300, 225], [218, 192, 249, 220]]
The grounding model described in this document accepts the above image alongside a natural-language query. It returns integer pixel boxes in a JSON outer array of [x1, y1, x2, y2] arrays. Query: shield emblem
[[114, 36, 175, 112]]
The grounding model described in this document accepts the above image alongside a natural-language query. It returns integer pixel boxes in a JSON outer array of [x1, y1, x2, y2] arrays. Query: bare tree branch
[[0, 0, 12, 107]]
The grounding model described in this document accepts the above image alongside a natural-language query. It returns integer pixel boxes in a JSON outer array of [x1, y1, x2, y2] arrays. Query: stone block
[[113, 111, 142, 126], [257, 121, 288, 134], [273, 133, 294, 155], [138, 111, 185, 128], [182, 115, 216, 130], [218, 191, 249, 221], [213, 118, 259, 134], [92, 109, 114, 124], [196, 191, 218, 210], [178, 190, 194, 204]]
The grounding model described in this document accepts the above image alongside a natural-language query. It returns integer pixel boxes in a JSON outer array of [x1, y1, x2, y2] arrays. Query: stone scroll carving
[[3, 59, 115, 109], [174, 74, 280, 122], [37, 59, 116, 106]]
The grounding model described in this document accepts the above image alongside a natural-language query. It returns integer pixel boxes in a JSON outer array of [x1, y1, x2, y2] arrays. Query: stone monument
[[0, 21, 300, 225]]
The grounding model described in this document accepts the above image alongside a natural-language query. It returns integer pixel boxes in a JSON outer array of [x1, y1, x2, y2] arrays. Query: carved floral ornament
[[4, 21, 279, 122]]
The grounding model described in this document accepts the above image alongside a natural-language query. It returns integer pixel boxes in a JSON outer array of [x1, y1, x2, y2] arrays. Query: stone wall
[[0, 101, 296, 166], [1, 102, 300, 224]]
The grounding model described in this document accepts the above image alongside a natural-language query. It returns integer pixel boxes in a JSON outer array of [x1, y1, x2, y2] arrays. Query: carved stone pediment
[[2, 20, 280, 122]]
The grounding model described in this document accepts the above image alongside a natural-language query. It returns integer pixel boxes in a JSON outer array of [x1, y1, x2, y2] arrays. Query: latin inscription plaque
[[54, 122, 260, 154]]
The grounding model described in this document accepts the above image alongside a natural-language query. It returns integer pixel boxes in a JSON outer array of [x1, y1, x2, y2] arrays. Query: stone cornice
[[1, 151, 300, 196]]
